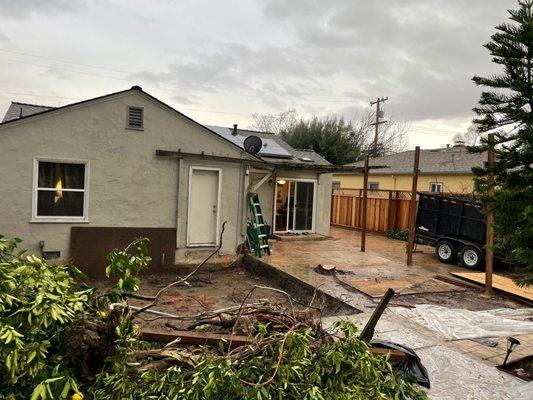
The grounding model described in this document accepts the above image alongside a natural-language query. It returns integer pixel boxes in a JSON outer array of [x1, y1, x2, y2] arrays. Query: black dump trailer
[[415, 192, 491, 269]]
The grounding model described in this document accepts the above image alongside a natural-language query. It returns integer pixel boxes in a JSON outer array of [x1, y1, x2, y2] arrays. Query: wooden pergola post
[[406, 147, 420, 265], [360, 155, 370, 252], [485, 133, 495, 295]]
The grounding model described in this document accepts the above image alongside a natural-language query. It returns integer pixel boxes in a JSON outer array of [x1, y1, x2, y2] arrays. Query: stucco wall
[[333, 173, 475, 193], [250, 169, 332, 237], [0, 90, 249, 260]]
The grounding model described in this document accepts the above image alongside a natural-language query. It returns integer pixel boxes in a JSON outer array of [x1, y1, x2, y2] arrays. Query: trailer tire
[[435, 240, 457, 264], [460, 245, 483, 270]]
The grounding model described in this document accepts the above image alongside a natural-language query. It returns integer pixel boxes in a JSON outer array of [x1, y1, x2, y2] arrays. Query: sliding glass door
[[274, 179, 316, 233]]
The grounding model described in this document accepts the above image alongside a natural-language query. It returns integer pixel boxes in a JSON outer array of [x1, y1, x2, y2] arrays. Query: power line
[[411, 124, 464, 134], [0, 50, 357, 103], [0, 48, 132, 74]]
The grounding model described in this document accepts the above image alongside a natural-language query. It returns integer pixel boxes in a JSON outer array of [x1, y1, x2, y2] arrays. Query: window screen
[[36, 161, 86, 218], [368, 182, 379, 189]]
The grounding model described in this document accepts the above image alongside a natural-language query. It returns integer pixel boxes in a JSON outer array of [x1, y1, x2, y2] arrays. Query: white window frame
[[31, 157, 90, 223], [186, 166, 222, 247], [429, 182, 443, 193], [368, 182, 380, 190], [272, 178, 317, 234]]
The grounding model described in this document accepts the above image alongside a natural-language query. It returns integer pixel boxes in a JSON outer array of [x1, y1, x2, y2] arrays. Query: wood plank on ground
[[338, 277, 463, 298], [451, 272, 533, 302], [139, 329, 253, 348]]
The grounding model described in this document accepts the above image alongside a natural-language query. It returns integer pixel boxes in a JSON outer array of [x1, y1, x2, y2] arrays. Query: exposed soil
[[389, 289, 523, 311], [89, 261, 355, 332], [499, 355, 533, 381]]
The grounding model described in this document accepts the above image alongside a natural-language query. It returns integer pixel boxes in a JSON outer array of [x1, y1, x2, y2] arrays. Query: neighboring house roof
[[2, 102, 56, 123], [205, 125, 331, 166], [345, 146, 486, 175]]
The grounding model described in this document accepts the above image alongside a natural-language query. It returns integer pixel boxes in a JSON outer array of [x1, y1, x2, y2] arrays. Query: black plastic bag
[[370, 339, 431, 388]]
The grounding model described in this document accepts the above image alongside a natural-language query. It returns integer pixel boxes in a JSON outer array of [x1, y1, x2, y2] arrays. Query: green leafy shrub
[[0, 236, 91, 399], [386, 229, 409, 242]]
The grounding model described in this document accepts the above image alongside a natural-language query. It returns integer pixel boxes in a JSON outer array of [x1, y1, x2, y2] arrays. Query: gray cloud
[[259, 0, 511, 121], [0, 30, 8, 41], [0, 0, 518, 135], [0, 0, 86, 18]]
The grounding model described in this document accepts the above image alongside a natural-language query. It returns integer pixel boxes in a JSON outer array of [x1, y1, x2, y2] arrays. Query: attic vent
[[127, 106, 143, 130]]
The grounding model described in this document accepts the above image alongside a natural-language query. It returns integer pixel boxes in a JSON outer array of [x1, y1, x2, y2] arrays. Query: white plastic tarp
[[392, 305, 533, 340]]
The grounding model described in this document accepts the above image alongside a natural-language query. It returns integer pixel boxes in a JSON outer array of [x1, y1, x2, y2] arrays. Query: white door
[[187, 168, 220, 246]]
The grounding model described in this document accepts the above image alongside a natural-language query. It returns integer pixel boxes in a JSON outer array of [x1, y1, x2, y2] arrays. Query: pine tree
[[471, 0, 533, 285]]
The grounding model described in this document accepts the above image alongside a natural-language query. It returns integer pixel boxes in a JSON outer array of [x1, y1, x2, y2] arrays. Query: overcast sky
[[0, 0, 513, 148]]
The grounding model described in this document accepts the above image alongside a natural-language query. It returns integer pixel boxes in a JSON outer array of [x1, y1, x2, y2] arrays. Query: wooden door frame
[[186, 166, 222, 247]]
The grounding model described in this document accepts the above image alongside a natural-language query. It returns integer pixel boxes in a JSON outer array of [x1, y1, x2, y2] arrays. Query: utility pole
[[370, 97, 388, 156]]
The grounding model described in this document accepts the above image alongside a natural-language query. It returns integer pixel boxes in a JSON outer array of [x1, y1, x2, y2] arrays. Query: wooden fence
[[331, 188, 415, 233]]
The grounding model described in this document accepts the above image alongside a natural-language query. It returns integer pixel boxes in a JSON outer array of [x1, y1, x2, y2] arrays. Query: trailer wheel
[[435, 240, 457, 263], [460, 245, 483, 270]]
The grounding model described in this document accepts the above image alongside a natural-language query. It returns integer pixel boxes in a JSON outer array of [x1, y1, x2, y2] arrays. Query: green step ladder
[[247, 193, 271, 257]]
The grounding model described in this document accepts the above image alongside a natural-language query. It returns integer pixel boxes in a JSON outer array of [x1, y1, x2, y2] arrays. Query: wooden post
[[485, 133, 495, 295], [387, 190, 393, 231], [361, 155, 370, 252], [406, 147, 421, 265], [359, 288, 395, 342]]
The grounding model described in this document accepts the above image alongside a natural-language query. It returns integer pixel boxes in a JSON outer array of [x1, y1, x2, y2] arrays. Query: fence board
[[331, 188, 415, 233]]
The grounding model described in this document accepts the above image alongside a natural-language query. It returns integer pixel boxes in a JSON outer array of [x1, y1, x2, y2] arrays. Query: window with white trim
[[429, 182, 443, 193], [33, 159, 89, 221], [368, 182, 379, 190]]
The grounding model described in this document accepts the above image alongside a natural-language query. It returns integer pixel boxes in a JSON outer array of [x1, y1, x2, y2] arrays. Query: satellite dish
[[243, 135, 263, 155]]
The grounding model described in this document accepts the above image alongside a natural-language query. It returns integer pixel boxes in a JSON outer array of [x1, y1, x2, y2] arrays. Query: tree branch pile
[[0, 227, 428, 400]]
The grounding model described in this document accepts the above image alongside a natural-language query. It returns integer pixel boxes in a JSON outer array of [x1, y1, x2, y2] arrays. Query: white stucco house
[[0, 86, 347, 276]]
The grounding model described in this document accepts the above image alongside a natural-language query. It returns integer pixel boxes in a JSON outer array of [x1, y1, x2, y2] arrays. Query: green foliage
[[281, 117, 365, 165], [471, 0, 533, 285], [386, 230, 409, 242], [88, 321, 427, 400], [0, 236, 91, 400], [0, 237, 427, 399], [105, 237, 151, 294]]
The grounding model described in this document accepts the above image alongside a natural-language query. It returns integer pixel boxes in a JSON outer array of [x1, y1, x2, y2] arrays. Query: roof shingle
[[2, 102, 55, 123], [345, 146, 485, 174]]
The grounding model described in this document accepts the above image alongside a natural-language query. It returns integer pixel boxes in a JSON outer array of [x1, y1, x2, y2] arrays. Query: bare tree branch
[[130, 221, 228, 318]]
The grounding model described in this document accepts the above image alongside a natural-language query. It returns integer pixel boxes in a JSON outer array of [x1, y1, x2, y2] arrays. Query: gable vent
[[127, 106, 143, 129]]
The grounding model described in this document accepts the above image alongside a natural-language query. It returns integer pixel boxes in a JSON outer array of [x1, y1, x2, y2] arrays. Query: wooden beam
[[359, 288, 395, 342], [485, 133, 495, 295], [139, 329, 253, 349], [369, 347, 407, 363], [406, 147, 421, 266], [360, 155, 370, 252], [155, 149, 369, 173]]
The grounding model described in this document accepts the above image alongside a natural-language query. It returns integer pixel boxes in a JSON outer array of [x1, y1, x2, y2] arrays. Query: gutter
[[156, 149, 373, 174]]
